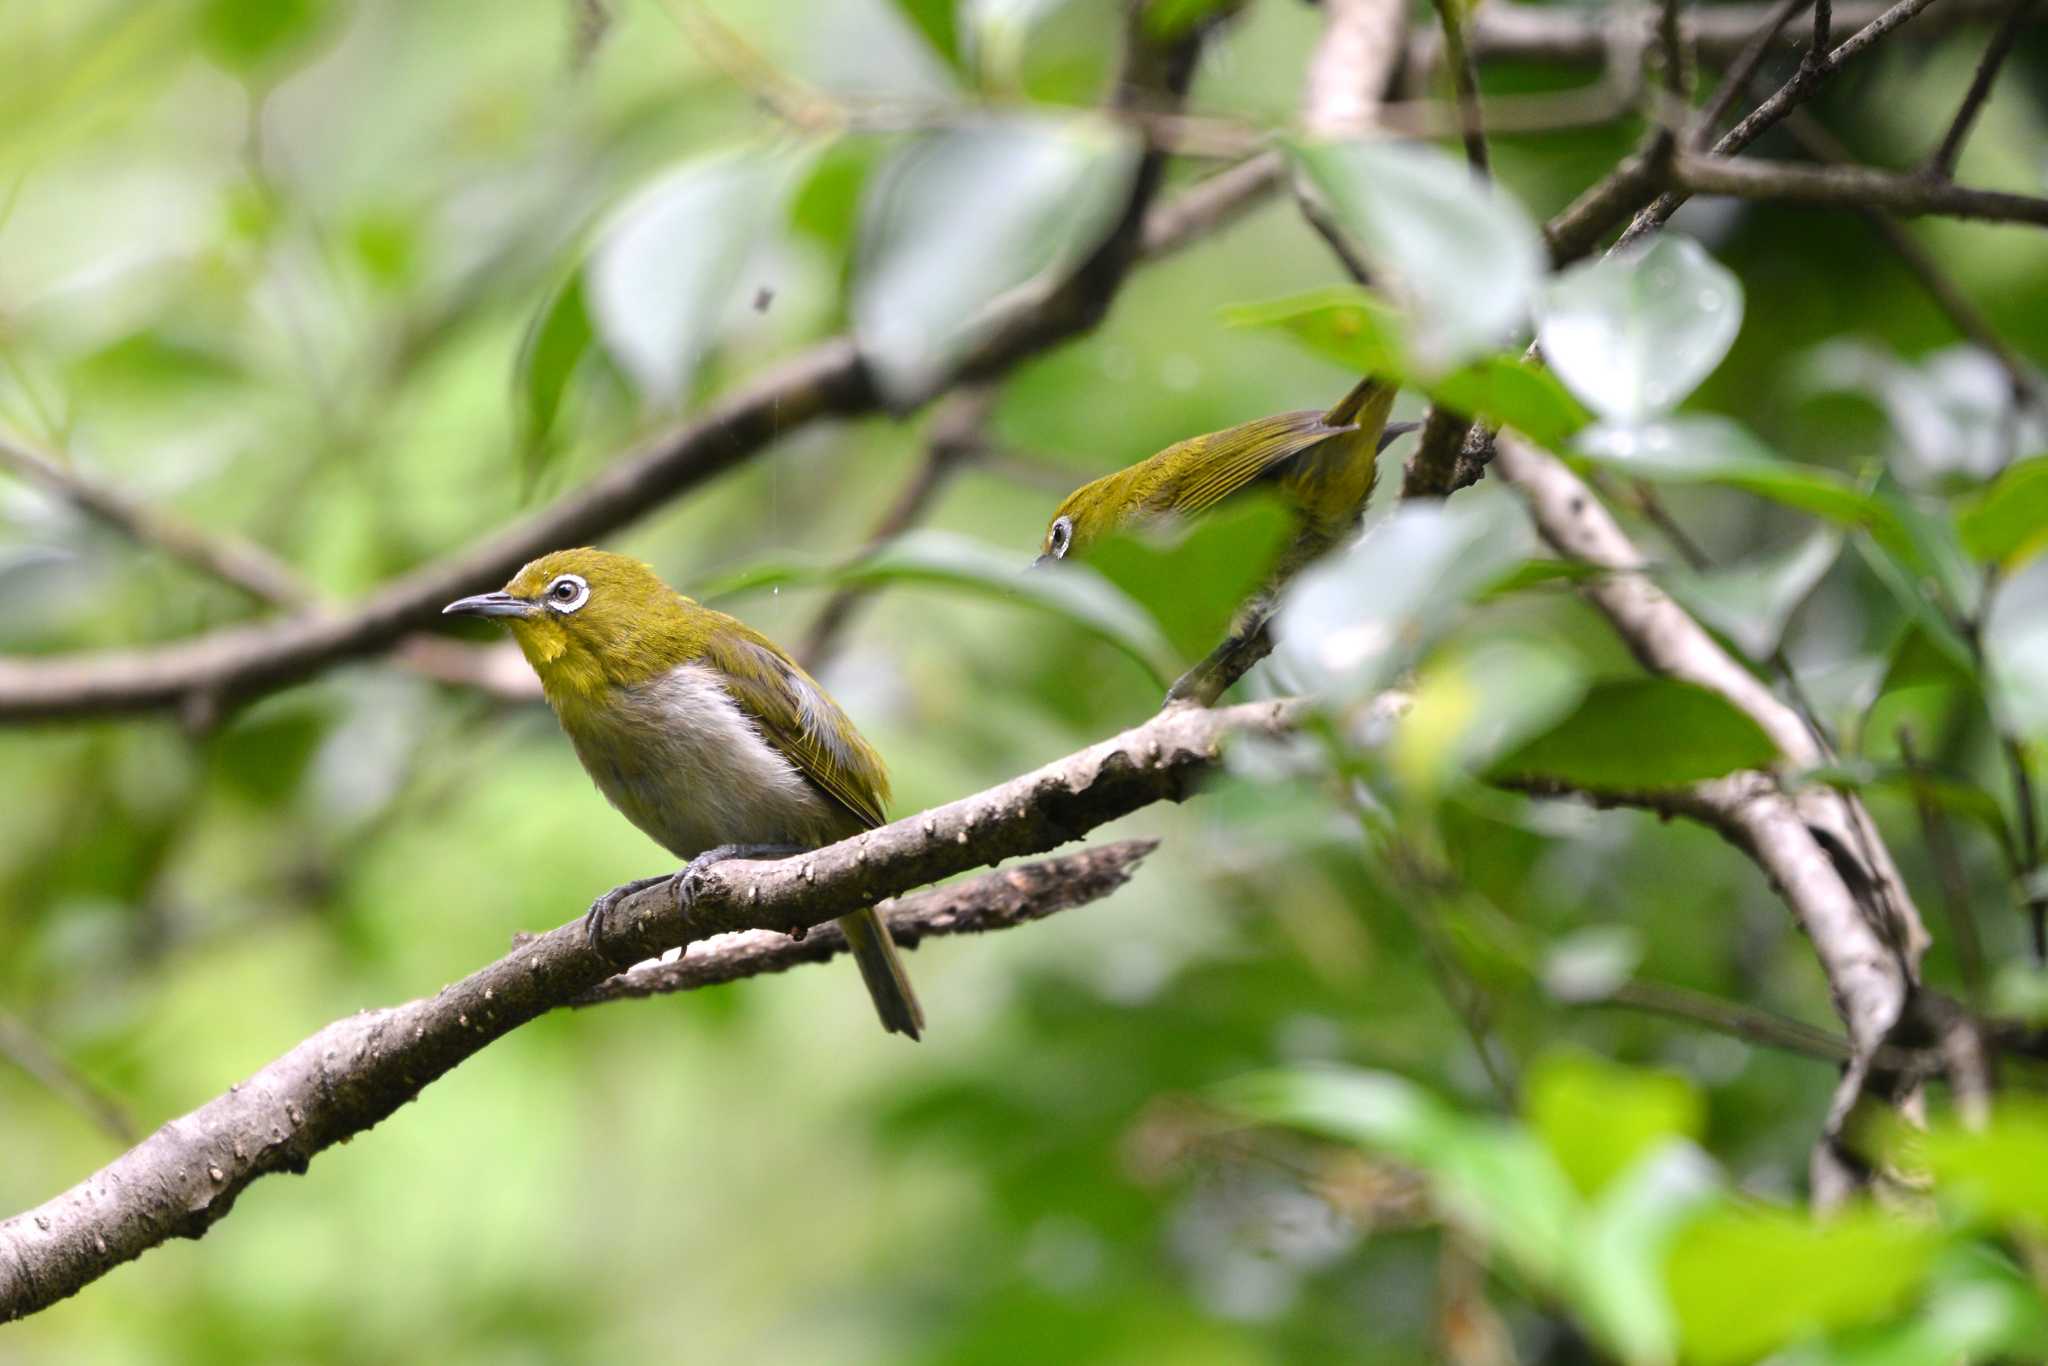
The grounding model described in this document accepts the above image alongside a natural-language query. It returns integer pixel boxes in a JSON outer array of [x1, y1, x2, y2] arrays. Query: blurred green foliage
[[3, 0, 2048, 1362]]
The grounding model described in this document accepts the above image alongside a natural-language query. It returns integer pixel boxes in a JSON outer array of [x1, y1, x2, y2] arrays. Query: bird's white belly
[[566, 664, 842, 858]]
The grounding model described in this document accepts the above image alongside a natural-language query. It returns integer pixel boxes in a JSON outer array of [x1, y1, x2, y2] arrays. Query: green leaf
[[513, 272, 592, 464], [887, 0, 964, 70], [1492, 678, 1779, 790], [1538, 234, 1742, 424], [1956, 454, 2048, 569], [1276, 486, 1530, 701], [1916, 1100, 2048, 1233], [1525, 1051, 1705, 1198], [1144, 0, 1236, 39], [1283, 140, 1544, 372], [1575, 416, 1907, 544], [1572, 1146, 1718, 1365], [1660, 525, 1842, 663], [854, 115, 1139, 404], [1225, 287, 1591, 448], [1081, 494, 1294, 660], [702, 530, 1178, 686], [198, 0, 332, 75], [1778, 1245, 2048, 1366], [1665, 1206, 1940, 1366], [586, 151, 795, 406]]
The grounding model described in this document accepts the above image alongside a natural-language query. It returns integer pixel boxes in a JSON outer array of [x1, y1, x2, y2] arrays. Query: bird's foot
[[584, 874, 672, 960], [668, 843, 808, 923]]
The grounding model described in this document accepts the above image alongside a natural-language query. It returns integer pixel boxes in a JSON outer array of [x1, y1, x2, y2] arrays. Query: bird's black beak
[[442, 591, 538, 619]]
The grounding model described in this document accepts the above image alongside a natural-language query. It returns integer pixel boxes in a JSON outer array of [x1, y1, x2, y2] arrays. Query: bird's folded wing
[[702, 628, 890, 830], [1158, 411, 1355, 520]]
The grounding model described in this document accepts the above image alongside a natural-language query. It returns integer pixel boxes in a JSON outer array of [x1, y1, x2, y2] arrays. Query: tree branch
[[1490, 435, 1928, 1204], [1670, 151, 2048, 225], [0, 698, 1293, 1322], [0, 21, 1259, 726], [1925, 0, 2037, 178], [571, 838, 1158, 1006]]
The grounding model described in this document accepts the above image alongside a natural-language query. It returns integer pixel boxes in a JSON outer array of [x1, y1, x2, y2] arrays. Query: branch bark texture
[[0, 699, 1290, 1321]]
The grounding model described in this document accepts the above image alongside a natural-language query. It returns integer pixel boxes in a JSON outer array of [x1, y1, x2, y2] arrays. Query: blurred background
[[2, 0, 2046, 1361]]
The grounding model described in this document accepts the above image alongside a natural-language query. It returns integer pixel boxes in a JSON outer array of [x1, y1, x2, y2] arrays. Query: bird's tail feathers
[[1321, 374, 1396, 429], [839, 906, 925, 1040]]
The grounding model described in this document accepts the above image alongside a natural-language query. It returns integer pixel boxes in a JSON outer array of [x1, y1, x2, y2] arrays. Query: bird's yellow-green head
[[1037, 468, 1148, 565], [443, 548, 702, 704]]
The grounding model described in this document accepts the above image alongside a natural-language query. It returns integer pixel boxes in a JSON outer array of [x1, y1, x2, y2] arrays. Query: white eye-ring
[[544, 573, 590, 613], [1047, 516, 1073, 559]]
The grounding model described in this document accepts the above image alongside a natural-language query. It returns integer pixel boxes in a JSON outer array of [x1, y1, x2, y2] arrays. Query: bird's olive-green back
[[498, 549, 890, 830], [1042, 375, 1394, 559]]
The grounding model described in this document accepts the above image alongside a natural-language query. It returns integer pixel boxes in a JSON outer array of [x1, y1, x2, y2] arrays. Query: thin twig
[[1781, 111, 2039, 408], [1924, 0, 2038, 177], [1812, 0, 1834, 58], [1669, 152, 2048, 226], [0, 1013, 137, 1145], [1693, 0, 1813, 144], [1592, 979, 1854, 1063], [1430, 0, 1492, 178]]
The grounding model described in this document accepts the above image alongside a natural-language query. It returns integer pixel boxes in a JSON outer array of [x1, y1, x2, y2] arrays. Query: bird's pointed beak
[[1029, 554, 1052, 570], [442, 591, 538, 619]]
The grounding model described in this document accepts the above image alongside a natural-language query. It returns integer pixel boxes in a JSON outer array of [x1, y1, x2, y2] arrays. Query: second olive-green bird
[[444, 549, 923, 1039], [1037, 373, 1404, 571]]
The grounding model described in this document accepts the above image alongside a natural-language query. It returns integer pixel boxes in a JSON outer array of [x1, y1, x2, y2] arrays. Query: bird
[[1035, 374, 1406, 702], [444, 548, 923, 1039], [1035, 373, 1404, 571]]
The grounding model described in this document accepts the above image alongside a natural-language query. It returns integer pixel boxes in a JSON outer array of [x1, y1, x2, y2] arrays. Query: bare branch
[[1925, 0, 2038, 178], [573, 839, 1158, 1006], [1620, 0, 1944, 248], [1425, 0, 2018, 68], [0, 698, 1293, 1323], [1301, 0, 1408, 139], [1693, 0, 1813, 144], [1669, 152, 2048, 225], [1491, 434, 1928, 1204]]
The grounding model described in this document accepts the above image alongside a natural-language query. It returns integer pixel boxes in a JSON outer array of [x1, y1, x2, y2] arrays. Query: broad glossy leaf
[[1539, 235, 1742, 424], [1982, 558, 2048, 738], [1775, 1246, 2048, 1366], [1665, 1206, 1940, 1366], [1285, 140, 1544, 372], [1274, 486, 1531, 700], [1802, 340, 2047, 488], [1525, 1051, 1704, 1198], [1662, 525, 1842, 663], [1492, 678, 1779, 790], [1576, 417, 1905, 545], [586, 152, 793, 406], [854, 115, 1139, 404], [1956, 454, 2048, 569], [703, 530, 1177, 685]]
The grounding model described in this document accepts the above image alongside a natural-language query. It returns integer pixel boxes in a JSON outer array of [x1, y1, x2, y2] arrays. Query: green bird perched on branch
[[1037, 374, 1404, 701], [444, 549, 924, 1039]]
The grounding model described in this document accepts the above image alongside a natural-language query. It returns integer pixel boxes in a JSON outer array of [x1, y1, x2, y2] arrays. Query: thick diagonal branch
[[0, 699, 1291, 1323]]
